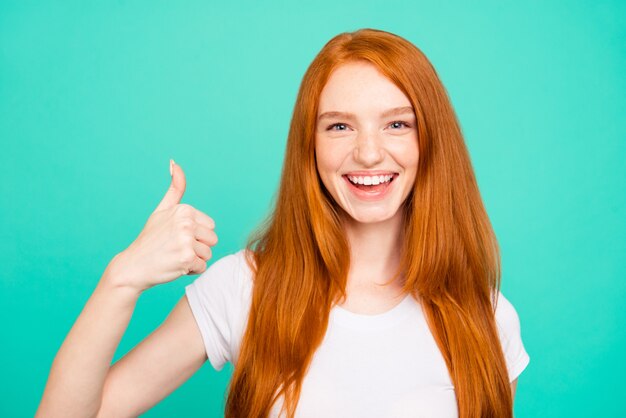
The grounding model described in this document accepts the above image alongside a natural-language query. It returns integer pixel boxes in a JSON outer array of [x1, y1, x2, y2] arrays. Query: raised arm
[[36, 161, 217, 417], [97, 293, 207, 417]]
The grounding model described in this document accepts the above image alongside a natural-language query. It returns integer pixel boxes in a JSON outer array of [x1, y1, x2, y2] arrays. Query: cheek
[[409, 151, 419, 170], [315, 146, 335, 190], [315, 142, 341, 173], [401, 139, 420, 169], [315, 157, 348, 202]]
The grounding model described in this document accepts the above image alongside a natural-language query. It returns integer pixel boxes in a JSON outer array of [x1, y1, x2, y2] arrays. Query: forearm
[[36, 256, 142, 417]]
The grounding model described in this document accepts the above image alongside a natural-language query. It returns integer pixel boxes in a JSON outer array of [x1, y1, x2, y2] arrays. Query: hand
[[106, 160, 218, 292]]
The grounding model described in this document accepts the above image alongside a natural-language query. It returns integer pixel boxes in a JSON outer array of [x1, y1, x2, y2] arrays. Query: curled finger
[[188, 255, 208, 275], [193, 209, 216, 230], [193, 240, 213, 262], [194, 223, 218, 247]]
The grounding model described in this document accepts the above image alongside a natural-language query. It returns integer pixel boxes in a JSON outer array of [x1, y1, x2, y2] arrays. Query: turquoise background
[[1, 1, 624, 416]]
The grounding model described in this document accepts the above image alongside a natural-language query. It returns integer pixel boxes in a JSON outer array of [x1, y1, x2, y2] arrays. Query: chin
[[343, 208, 402, 225]]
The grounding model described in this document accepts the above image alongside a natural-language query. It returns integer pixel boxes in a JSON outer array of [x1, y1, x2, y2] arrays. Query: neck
[[341, 209, 405, 290]]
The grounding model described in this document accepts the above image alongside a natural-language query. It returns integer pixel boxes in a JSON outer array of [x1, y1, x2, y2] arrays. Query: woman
[[37, 28, 529, 418]]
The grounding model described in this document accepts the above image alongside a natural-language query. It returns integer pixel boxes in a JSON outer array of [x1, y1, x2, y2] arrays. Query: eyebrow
[[317, 106, 415, 122]]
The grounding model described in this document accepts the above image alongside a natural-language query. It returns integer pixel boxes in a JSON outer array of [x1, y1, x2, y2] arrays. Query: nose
[[353, 130, 384, 167]]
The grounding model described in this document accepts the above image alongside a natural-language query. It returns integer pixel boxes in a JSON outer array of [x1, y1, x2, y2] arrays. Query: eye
[[327, 123, 350, 131], [389, 121, 411, 129]]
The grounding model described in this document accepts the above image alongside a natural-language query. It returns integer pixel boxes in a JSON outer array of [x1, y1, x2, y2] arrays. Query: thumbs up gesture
[[106, 160, 218, 293]]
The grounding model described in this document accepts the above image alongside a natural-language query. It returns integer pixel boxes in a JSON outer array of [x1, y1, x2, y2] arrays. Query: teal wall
[[1, 1, 624, 416]]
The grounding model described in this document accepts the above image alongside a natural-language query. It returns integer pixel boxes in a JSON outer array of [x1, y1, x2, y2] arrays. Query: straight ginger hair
[[225, 28, 513, 418]]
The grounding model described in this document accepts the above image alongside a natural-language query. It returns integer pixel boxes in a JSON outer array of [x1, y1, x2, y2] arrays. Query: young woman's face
[[315, 61, 419, 224]]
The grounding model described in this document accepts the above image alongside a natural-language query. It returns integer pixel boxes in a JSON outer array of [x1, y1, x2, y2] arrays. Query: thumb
[[155, 159, 187, 212]]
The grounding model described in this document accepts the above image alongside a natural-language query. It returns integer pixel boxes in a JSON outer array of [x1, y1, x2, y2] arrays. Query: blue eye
[[327, 123, 349, 131], [389, 121, 410, 129]]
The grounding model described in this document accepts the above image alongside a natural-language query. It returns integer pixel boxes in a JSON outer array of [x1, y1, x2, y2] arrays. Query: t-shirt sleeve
[[493, 291, 530, 382], [184, 250, 251, 371]]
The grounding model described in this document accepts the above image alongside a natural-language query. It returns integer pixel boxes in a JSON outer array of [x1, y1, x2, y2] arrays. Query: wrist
[[100, 252, 148, 297]]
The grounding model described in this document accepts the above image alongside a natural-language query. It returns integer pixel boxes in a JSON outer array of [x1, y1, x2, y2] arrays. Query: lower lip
[[343, 176, 395, 201]]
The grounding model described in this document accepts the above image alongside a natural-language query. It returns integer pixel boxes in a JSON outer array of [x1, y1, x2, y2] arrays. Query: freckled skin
[[315, 61, 419, 224]]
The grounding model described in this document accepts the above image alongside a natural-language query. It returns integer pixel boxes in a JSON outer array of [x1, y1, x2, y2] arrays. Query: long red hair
[[225, 28, 512, 418]]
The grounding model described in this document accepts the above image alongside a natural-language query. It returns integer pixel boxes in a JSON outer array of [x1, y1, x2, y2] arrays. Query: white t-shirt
[[185, 250, 530, 418]]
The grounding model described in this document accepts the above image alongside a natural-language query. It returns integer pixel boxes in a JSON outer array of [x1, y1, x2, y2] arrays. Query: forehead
[[317, 61, 411, 114]]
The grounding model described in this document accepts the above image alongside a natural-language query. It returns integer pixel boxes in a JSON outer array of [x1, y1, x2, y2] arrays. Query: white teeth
[[347, 174, 394, 185]]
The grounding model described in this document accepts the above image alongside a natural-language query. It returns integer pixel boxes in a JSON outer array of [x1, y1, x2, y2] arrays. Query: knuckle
[[179, 235, 194, 251], [175, 203, 194, 216], [177, 218, 195, 231], [179, 249, 196, 266]]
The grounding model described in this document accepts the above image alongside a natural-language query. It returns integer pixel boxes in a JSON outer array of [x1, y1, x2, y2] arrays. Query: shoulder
[[492, 291, 522, 337], [189, 249, 254, 295], [184, 249, 255, 337], [204, 248, 253, 278], [491, 290, 531, 381], [184, 249, 254, 370]]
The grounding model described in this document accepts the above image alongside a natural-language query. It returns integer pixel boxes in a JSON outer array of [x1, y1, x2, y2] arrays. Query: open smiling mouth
[[342, 173, 398, 194]]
